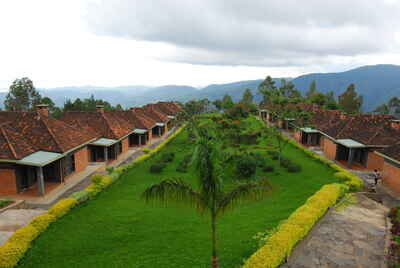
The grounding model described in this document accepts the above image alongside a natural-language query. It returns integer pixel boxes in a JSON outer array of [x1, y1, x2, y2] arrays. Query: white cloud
[[0, 0, 399, 89]]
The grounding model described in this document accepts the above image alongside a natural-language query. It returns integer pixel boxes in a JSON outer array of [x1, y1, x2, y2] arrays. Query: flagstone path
[[281, 193, 389, 268]]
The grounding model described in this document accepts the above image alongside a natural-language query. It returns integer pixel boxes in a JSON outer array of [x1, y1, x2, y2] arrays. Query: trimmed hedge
[[0, 125, 186, 268], [243, 183, 348, 268], [48, 198, 77, 219]]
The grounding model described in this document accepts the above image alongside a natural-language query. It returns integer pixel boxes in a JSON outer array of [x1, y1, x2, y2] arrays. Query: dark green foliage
[[262, 164, 275, 172], [160, 152, 175, 163], [268, 151, 280, 160], [236, 155, 257, 178], [280, 157, 292, 168], [4, 77, 42, 111], [338, 84, 363, 114], [287, 163, 302, 173], [150, 163, 166, 173], [176, 154, 192, 173]]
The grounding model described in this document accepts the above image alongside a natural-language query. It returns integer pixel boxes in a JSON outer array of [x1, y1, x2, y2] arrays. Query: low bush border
[[243, 183, 348, 268], [0, 126, 185, 268]]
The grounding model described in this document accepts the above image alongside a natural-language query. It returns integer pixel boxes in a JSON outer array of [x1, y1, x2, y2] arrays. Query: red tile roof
[[381, 144, 400, 162], [0, 112, 95, 160], [135, 106, 169, 123], [144, 103, 175, 116], [108, 110, 156, 130], [60, 111, 134, 140]]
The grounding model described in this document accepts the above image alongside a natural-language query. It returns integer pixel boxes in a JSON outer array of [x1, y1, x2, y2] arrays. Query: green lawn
[[18, 120, 339, 268]]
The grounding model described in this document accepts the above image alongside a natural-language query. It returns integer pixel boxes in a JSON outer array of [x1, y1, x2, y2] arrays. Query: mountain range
[[0, 64, 399, 112]]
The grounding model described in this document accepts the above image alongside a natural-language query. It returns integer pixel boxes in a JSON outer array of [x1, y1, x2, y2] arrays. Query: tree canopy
[[338, 84, 363, 114], [4, 77, 42, 111]]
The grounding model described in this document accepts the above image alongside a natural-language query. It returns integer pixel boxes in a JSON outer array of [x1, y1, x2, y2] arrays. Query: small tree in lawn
[[142, 126, 272, 268]]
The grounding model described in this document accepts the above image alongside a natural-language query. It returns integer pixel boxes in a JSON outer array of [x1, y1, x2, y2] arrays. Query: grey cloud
[[85, 0, 400, 67]]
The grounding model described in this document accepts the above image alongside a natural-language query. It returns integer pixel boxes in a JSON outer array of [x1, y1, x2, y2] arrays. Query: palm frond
[[217, 178, 272, 216], [141, 178, 204, 210]]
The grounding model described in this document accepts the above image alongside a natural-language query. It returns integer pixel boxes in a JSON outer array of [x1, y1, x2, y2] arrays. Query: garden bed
[[17, 116, 341, 268]]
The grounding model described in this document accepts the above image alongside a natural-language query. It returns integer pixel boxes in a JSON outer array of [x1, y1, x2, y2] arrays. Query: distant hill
[[0, 65, 399, 111], [291, 64, 400, 111]]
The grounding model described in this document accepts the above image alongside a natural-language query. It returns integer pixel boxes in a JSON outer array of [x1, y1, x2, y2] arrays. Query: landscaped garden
[[17, 114, 341, 268]]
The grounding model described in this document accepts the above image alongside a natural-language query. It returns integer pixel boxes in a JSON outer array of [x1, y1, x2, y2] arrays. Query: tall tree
[[142, 127, 272, 268], [373, 104, 390, 115], [338, 84, 363, 114], [4, 77, 42, 111], [305, 80, 317, 99], [324, 91, 339, 110], [221, 94, 234, 110], [241, 89, 254, 104], [258, 76, 277, 105]]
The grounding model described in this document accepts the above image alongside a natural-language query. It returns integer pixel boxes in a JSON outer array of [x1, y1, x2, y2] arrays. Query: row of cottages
[[261, 103, 400, 192], [0, 102, 181, 197]]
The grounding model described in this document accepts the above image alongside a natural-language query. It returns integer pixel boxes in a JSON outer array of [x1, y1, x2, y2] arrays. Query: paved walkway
[[27, 128, 176, 209], [281, 193, 389, 268], [0, 209, 46, 245]]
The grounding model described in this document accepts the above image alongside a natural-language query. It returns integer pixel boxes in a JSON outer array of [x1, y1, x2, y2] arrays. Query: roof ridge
[[0, 125, 18, 159], [100, 112, 118, 139], [40, 115, 64, 152]]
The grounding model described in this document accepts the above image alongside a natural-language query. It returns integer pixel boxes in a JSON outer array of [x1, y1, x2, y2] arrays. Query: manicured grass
[[18, 121, 339, 268]]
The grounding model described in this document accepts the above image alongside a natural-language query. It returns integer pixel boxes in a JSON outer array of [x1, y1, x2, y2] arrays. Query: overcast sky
[[1, 0, 400, 90]]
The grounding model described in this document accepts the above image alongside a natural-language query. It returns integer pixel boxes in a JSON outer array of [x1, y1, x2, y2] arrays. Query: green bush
[[280, 157, 292, 168], [287, 163, 302, 173], [262, 164, 275, 172], [250, 152, 266, 167], [105, 166, 114, 173], [91, 173, 103, 184], [69, 190, 91, 204], [267, 151, 279, 160], [142, 148, 151, 154], [236, 156, 257, 178], [150, 163, 166, 173], [160, 152, 175, 163]]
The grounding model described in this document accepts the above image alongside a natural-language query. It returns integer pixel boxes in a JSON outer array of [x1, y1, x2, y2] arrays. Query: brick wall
[[322, 137, 337, 161], [366, 151, 384, 171], [294, 131, 301, 143], [74, 146, 89, 173], [122, 137, 129, 153], [164, 124, 169, 136], [0, 169, 17, 195], [382, 161, 400, 193]]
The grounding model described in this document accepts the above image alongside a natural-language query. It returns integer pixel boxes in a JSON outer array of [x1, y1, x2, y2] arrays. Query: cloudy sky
[[1, 0, 400, 90]]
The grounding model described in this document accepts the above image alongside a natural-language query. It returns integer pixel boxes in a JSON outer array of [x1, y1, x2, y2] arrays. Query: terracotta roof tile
[[0, 112, 94, 160], [60, 111, 134, 140]]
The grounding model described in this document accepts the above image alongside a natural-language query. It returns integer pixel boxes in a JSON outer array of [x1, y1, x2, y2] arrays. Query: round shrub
[[262, 164, 275, 172], [150, 163, 166, 173], [287, 163, 302, 173], [105, 166, 114, 173], [280, 157, 292, 168], [160, 152, 175, 163], [91, 173, 103, 185], [236, 156, 257, 178]]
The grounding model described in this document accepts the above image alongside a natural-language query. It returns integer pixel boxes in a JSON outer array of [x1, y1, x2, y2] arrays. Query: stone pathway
[[0, 209, 46, 245], [281, 193, 389, 268]]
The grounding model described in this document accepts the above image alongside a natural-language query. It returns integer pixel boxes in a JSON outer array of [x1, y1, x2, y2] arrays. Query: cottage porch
[[335, 139, 368, 170]]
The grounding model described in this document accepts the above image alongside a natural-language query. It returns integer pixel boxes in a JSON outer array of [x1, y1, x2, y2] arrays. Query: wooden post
[[139, 134, 142, 146], [348, 148, 354, 169], [36, 166, 45, 196], [104, 147, 108, 162]]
